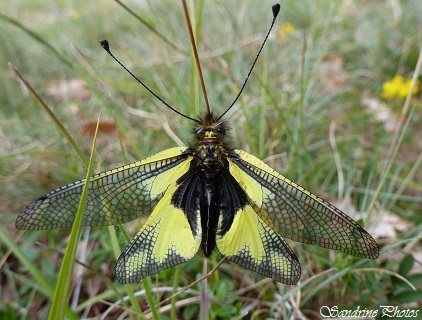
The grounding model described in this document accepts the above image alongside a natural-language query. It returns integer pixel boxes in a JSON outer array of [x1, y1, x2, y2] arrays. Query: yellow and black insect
[[16, 4, 378, 285]]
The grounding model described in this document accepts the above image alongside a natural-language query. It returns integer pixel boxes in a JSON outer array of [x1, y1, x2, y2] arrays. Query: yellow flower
[[68, 10, 79, 21], [279, 22, 295, 38], [381, 75, 419, 99]]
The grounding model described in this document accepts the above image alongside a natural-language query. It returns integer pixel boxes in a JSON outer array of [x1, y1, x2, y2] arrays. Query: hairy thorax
[[192, 112, 230, 171]]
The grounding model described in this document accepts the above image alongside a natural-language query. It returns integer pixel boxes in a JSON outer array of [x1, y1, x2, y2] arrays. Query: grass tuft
[[1, 0, 421, 319]]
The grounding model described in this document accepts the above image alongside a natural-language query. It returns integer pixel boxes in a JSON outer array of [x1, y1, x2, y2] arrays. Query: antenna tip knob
[[100, 39, 110, 52], [272, 3, 280, 18]]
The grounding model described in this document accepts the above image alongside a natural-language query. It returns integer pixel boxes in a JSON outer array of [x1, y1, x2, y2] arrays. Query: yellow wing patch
[[116, 181, 202, 283], [142, 147, 190, 197], [216, 205, 300, 284], [230, 149, 314, 207], [229, 157, 264, 208]]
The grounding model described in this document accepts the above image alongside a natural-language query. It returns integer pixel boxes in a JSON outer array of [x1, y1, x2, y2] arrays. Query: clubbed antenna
[[217, 3, 281, 121], [100, 40, 199, 123]]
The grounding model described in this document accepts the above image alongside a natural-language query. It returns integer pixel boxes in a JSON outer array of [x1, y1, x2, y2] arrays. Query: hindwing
[[228, 150, 379, 260], [116, 182, 201, 283], [216, 204, 301, 284], [16, 147, 190, 230]]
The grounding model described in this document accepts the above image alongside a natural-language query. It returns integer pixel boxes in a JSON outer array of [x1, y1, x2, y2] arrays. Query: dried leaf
[[47, 78, 92, 104], [316, 54, 348, 94], [361, 96, 399, 132], [79, 120, 117, 137], [372, 211, 413, 240]]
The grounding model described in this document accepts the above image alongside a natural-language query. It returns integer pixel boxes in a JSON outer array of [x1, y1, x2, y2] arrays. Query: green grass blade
[[367, 47, 422, 220], [142, 277, 161, 319], [0, 228, 78, 320], [114, 0, 187, 55], [0, 230, 54, 297], [48, 116, 100, 320], [10, 48, 147, 320], [107, 216, 145, 318], [8, 63, 89, 168], [170, 265, 182, 320], [0, 13, 73, 68], [108, 220, 147, 318]]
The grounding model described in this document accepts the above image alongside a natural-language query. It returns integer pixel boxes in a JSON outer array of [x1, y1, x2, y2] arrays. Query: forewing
[[216, 204, 301, 284], [229, 150, 379, 259], [116, 182, 202, 283], [16, 147, 191, 230]]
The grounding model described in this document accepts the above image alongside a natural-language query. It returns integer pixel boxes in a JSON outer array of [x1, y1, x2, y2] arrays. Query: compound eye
[[215, 127, 225, 134], [194, 127, 203, 135]]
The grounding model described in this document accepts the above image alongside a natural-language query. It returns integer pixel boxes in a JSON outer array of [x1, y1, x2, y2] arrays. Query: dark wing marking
[[216, 204, 301, 284], [16, 147, 191, 230], [229, 150, 379, 260], [214, 171, 300, 284], [115, 183, 201, 283]]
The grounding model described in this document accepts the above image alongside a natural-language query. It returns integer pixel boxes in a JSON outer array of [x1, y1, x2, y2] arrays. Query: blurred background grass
[[0, 0, 421, 319]]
